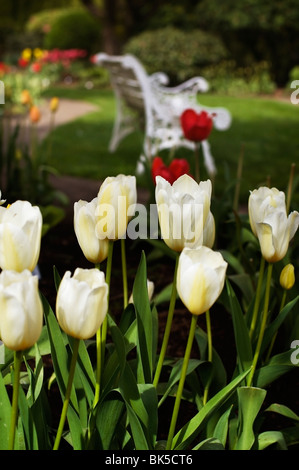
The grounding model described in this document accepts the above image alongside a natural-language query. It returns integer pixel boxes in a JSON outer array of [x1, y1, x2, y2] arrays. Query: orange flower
[[29, 105, 41, 123], [21, 89, 32, 106]]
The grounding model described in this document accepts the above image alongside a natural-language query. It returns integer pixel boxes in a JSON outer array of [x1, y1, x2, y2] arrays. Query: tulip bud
[[176, 246, 227, 315], [74, 198, 109, 264], [155, 174, 212, 252], [0, 200, 42, 272], [248, 186, 299, 263], [96, 174, 137, 240], [0, 270, 43, 351], [280, 264, 295, 290], [50, 97, 59, 113], [129, 279, 154, 304], [29, 105, 41, 123], [56, 268, 108, 340]]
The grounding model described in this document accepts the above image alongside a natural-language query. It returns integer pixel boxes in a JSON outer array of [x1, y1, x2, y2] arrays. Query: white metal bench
[[95, 53, 231, 176]]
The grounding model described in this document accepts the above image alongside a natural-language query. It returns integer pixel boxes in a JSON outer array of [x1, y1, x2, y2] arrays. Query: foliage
[[42, 8, 101, 54], [124, 26, 228, 84], [201, 60, 276, 95], [194, 0, 299, 86]]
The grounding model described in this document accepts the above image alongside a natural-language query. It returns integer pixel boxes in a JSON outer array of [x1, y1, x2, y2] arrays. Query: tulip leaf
[[17, 383, 39, 450], [93, 390, 125, 449], [226, 280, 252, 373], [255, 350, 298, 388], [258, 431, 288, 450], [265, 403, 299, 422], [235, 386, 267, 450], [158, 358, 204, 407], [0, 369, 11, 450], [261, 295, 299, 355], [108, 314, 153, 449], [133, 251, 156, 383], [212, 405, 233, 448], [192, 437, 225, 450], [172, 367, 251, 450]]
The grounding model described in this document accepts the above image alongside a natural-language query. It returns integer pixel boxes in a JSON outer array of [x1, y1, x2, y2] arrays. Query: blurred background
[[1, 0, 299, 90]]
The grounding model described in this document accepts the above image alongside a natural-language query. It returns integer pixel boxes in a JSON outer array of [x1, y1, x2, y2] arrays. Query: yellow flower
[[0, 270, 43, 351], [280, 264, 295, 290], [50, 97, 59, 113], [176, 246, 227, 316], [21, 48, 32, 61], [33, 48, 44, 60], [56, 268, 108, 340]]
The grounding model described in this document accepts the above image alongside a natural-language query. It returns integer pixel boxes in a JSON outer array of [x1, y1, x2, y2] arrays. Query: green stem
[[266, 289, 287, 362], [53, 338, 80, 450], [121, 238, 128, 309], [249, 256, 265, 339], [203, 310, 212, 405], [166, 314, 198, 450], [93, 241, 114, 408], [194, 143, 200, 183], [8, 350, 23, 450], [153, 254, 179, 388], [247, 263, 273, 387]]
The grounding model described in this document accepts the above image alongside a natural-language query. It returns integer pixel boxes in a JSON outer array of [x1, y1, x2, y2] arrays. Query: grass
[[41, 85, 299, 206]]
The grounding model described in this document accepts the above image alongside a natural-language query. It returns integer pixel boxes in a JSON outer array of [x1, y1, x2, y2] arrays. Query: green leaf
[[158, 358, 204, 407], [0, 369, 11, 450], [171, 367, 251, 450], [107, 314, 153, 449], [235, 386, 267, 450], [133, 251, 155, 383], [258, 431, 288, 450], [261, 295, 299, 354], [93, 391, 125, 450], [213, 405, 233, 448], [193, 437, 225, 450], [226, 280, 252, 373], [255, 350, 297, 388], [265, 403, 299, 422]]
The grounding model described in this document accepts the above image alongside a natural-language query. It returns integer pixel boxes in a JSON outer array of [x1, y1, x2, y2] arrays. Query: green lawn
[[41, 86, 299, 206]]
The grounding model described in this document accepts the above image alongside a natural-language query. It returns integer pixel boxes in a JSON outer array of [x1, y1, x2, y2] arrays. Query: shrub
[[124, 26, 228, 84], [43, 8, 101, 54]]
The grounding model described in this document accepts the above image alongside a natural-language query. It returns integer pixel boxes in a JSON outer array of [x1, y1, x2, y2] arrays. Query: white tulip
[[0, 270, 43, 351], [176, 246, 227, 315], [56, 268, 108, 340], [95, 174, 137, 240], [248, 187, 299, 263], [155, 174, 212, 252], [74, 198, 109, 263], [0, 200, 42, 272]]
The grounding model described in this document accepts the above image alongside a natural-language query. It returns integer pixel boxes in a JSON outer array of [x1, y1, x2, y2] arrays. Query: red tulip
[[180, 109, 213, 142], [169, 159, 190, 181], [151, 156, 191, 185]]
